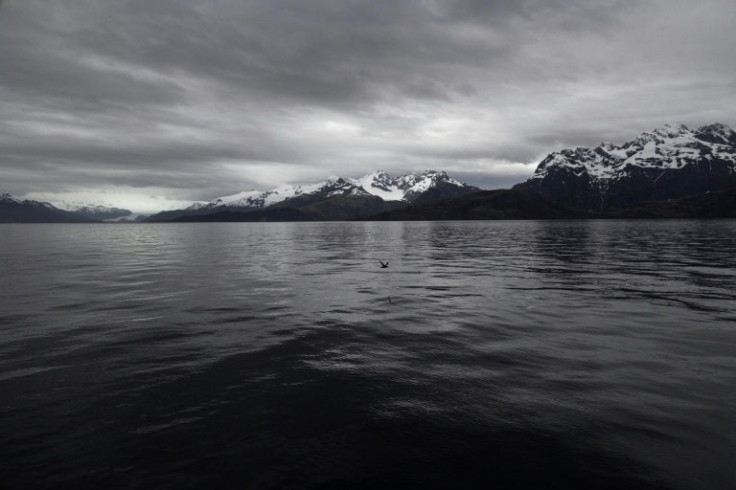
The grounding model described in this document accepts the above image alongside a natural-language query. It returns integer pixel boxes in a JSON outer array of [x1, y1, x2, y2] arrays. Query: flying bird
[[379, 260, 389, 268]]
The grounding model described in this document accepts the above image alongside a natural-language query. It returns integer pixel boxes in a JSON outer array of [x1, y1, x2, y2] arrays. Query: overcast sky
[[2, 0, 736, 212]]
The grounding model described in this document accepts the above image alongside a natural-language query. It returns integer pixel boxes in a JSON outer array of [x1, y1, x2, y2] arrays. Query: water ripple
[[0, 221, 735, 489]]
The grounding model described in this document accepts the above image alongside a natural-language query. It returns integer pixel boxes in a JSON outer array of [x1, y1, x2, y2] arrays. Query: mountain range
[[52, 201, 132, 221], [146, 170, 479, 222], [515, 123, 736, 211], [0, 194, 133, 223], [0, 194, 89, 223], [161, 123, 736, 222], [3, 123, 735, 223]]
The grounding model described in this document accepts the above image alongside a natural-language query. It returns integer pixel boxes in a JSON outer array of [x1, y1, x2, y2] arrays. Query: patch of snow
[[353, 170, 406, 201]]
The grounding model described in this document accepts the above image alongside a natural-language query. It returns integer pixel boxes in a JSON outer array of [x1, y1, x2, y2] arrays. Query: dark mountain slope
[[270, 192, 405, 220], [610, 187, 736, 219], [173, 207, 314, 222], [366, 189, 581, 221]]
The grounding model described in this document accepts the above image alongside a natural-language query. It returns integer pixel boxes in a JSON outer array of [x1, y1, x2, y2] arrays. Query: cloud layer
[[2, 0, 735, 211]]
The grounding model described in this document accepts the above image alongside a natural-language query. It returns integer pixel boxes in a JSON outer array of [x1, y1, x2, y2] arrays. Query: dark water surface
[[1, 221, 735, 489]]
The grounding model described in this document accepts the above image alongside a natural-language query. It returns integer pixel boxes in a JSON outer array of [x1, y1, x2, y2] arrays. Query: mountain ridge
[[0, 194, 99, 223], [515, 123, 736, 211], [52, 201, 132, 221], [365, 188, 582, 221], [146, 169, 478, 222], [208, 169, 471, 209], [4, 123, 736, 223]]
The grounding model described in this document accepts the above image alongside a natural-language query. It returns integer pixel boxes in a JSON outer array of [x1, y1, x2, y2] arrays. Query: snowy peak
[[209, 176, 357, 209], [209, 170, 473, 209], [356, 170, 401, 200], [651, 123, 690, 139], [519, 122, 736, 211], [142, 170, 478, 221], [355, 169, 468, 202], [0, 193, 20, 204], [0, 193, 98, 222], [0, 194, 135, 221], [530, 122, 736, 182], [0, 193, 55, 209], [694, 123, 736, 145], [51, 201, 132, 220]]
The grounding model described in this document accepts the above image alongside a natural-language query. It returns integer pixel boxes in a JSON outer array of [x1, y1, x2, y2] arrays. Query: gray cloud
[[1, 0, 735, 210]]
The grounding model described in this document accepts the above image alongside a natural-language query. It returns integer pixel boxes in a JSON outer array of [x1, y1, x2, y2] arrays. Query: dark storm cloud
[[1, 0, 735, 208]]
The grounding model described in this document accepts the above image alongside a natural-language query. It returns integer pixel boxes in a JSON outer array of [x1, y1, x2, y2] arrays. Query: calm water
[[1, 221, 735, 489]]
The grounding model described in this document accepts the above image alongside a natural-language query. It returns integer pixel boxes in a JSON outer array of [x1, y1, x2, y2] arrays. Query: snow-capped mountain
[[206, 170, 473, 210], [146, 170, 477, 221], [516, 123, 736, 211], [52, 201, 132, 220], [356, 169, 473, 203], [206, 176, 368, 209], [204, 170, 474, 210], [0, 194, 95, 222]]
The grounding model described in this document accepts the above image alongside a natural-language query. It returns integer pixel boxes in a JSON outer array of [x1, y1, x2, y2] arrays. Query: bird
[[379, 260, 389, 268]]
